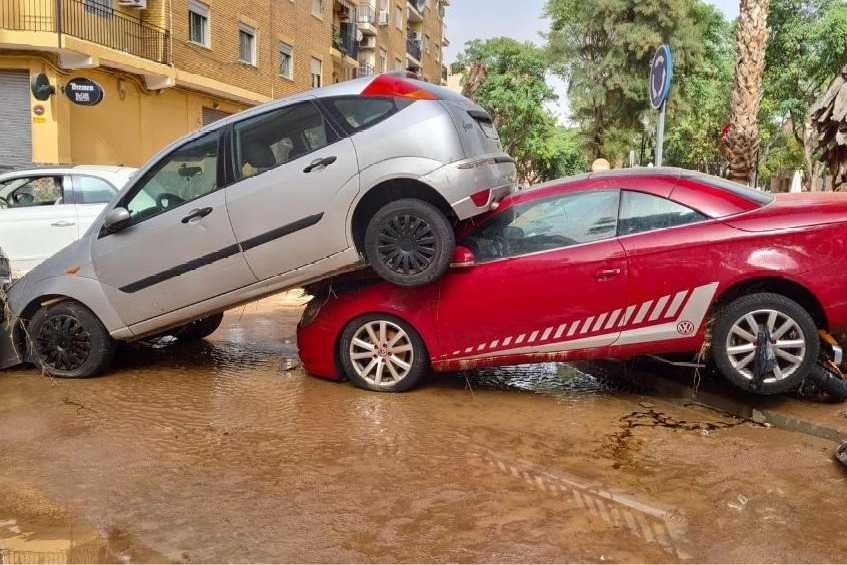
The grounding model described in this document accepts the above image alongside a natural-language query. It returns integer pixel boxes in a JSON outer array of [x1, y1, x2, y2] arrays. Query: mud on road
[[1, 296, 846, 563]]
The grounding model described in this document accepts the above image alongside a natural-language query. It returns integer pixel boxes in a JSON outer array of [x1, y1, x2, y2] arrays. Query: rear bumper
[[423, 155, 517, 220], [0, 315, 22, 370]]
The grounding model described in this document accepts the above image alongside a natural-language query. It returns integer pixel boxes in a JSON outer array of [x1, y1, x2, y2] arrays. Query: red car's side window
[[618, 191, 707, 236], [461, 190, 620, 262]]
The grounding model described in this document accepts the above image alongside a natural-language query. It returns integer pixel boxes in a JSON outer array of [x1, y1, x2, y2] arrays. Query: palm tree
[[725, 0, 770, 184]]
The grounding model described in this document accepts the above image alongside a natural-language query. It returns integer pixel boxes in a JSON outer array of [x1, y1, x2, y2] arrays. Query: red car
[[297, 168, 847, 395]]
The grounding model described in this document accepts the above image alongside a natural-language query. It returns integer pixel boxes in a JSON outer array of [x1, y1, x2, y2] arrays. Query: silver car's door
[[0, 174, 76, 275], [225, 101, 359, 281], [91, 130, 257, 327]]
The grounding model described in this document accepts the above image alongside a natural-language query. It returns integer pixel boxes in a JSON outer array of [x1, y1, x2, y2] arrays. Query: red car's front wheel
[[339, 313, 428, 392]]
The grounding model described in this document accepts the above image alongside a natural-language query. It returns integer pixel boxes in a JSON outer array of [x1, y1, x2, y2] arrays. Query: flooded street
[[1, 297, 845, 563]]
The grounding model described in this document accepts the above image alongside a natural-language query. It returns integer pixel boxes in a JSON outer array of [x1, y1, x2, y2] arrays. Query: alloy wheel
[[348, 319, 415, 387], [724, 308, 806, 383]]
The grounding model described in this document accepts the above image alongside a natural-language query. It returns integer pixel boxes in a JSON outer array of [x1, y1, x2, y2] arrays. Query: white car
[[0, 165, 136, 277]]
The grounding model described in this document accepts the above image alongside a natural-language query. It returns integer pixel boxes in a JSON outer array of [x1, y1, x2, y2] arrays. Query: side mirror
[[450, 245, 476, 269], [104, 207, 131, 233]]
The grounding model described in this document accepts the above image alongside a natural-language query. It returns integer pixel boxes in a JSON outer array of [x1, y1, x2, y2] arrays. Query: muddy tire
[[168, 313, 224, 341], [364, 198, 454, 288], [27, 301, 115, 378], [804, 365, 847, 403], [339, 313, 428, 392], [711, 293, 818, 395]]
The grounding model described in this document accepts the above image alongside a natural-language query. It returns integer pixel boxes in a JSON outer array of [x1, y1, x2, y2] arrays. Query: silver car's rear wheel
[[365, 198, 454, 288], [711, 293, 818, 394], [339, 314, 427, 392]]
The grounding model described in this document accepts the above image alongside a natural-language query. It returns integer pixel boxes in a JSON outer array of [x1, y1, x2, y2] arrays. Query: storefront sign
[[65, 78, 105, 106], [30, 73, 55, 101]]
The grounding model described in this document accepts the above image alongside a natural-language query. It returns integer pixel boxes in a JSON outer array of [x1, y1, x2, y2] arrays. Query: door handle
[[594, 267, 622, 280], [51, 220, 75, 227], [303, 156, 338, 173], [181, 206, 213, 223]]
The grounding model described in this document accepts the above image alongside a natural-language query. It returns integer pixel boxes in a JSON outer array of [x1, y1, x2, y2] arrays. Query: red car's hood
[[724, 192, 847, 232]]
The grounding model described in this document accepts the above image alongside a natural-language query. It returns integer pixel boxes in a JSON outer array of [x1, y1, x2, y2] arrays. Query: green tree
[[762, 0, 847, 189], [545, 0, 711, 162], [663, 4, 735, 172], [455, 37, 585, 182]]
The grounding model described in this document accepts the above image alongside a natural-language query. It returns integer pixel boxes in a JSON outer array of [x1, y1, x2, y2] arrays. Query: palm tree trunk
[[725, 0, 770, 185]]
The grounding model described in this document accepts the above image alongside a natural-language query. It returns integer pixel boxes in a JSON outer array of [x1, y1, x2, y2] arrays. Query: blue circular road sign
[[649, 44, 672, 109]]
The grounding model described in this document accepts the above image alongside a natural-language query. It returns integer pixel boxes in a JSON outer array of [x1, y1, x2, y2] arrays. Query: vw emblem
[[676, 321, 695, 335]]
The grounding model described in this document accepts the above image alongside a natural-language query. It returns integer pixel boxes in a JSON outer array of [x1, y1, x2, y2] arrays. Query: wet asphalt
[[0, 296, 846, 563]]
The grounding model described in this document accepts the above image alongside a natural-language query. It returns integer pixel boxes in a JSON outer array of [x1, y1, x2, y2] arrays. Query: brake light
[[361, 74, 439, 100], [470, 189, 491, 207]]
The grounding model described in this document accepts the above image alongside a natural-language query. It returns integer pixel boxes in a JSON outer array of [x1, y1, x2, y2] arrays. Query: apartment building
[[0, 0, 449, 170]]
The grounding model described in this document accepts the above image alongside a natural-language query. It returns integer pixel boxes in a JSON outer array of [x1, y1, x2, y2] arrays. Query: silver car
[[5, 73, 516, 377]]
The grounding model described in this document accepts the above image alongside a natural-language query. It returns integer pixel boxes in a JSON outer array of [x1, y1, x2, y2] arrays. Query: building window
[[189, 0, 210, 47], [311, 57, 322, 88], [311, 0, 323, 17], [279, 42, 293, 79], [394, 57, 403, 71], [84, 0, 112, 17], [424, 34, 430, 53], [239, 24, 256, 65], [395, 3, 403, 28], [378, 49, 387, 73]]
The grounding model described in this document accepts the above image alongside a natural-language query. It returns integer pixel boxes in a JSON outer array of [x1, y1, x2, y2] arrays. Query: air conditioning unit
[[118, 0, 147, 7], [378, 10, 389, 25], [360, 36, 377, 49]]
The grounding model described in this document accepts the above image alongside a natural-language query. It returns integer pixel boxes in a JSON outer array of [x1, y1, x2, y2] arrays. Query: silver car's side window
[[462, 190, 620, 262], [124, 132, 219, 225], [234, 102, 338, 181]]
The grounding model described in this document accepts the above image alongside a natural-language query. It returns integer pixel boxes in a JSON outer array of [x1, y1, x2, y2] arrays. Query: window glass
[[188, 0, 209, 46], [233, 103, 339, 181], [618, 191, 707, 236], [0, 176, 65, 207], [84, 0, 112, 17], [311, 57, 322, 88], [124, 132, 219, 225], [74, 176, 116, 204], [462, 190, 620, 262], [239, 25, 255, 64], [279, 42, 293, 78], [326, 97, 406, 133]]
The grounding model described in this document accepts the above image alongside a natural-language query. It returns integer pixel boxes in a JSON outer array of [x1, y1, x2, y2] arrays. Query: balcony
[[406, 36, 421, 67], [332, 23, 359, 63], [358, 61, 375, 77], [407, 0, 424, 23], [0, 0, 170, 65], [357, 3, 377, 35]]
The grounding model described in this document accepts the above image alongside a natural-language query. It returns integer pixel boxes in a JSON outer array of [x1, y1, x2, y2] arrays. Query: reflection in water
[[455, 362, 653, 396], [0, 518, 109, 565], [472, 449, 692, 560]]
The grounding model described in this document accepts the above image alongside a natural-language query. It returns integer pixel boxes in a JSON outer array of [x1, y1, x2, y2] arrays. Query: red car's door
[[612, 189, 727, 356], [433, 189, 628, 368]]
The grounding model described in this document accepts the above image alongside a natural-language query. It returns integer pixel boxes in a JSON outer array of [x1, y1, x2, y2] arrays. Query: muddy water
[[1, 299, 846, 563]]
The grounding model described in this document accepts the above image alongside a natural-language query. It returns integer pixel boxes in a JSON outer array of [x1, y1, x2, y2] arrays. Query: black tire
[[803, 365, 847, 403], [168, 313, 224, 341], [711, 293, 819, 395], [364, 198, 455, 288], [338, 313, 428, 392], [27, 301, 115, 378]]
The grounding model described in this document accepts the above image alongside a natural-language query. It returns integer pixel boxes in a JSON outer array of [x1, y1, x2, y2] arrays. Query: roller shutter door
[[0, 71, 32, 172], [202, 107, 232, 126]]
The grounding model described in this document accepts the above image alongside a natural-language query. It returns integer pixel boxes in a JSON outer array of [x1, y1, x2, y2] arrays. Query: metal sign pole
[[655, 100, 666, 167]]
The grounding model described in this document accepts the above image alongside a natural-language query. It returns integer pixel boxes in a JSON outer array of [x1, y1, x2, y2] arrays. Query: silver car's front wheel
[[711, 293, 818, 394], [339, 314, 427, 392]]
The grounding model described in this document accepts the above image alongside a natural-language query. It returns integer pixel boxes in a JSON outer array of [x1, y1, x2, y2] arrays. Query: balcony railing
[[0, 0, 170, 65], [358, 62, 375, 77], [406, 36, 422, 62], [333, 23, 359, 60], [357, 3, 376, 24]]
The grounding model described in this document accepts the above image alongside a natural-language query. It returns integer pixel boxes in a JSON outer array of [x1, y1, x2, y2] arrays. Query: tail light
[[470, 189, 491, 207], [361, 74, 439, 100]]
